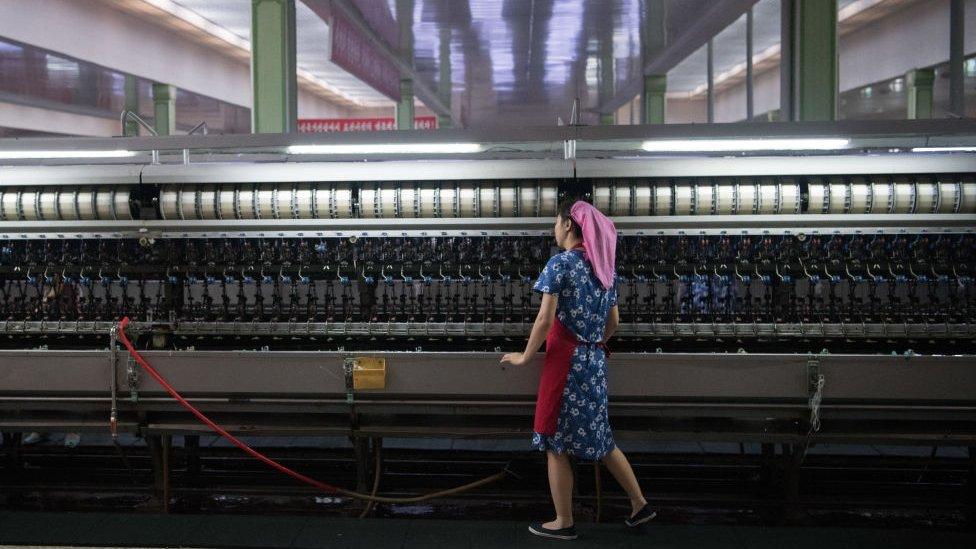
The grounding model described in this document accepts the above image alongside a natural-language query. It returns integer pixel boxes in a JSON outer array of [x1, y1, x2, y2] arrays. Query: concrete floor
[[0, 511, 974, 548], [21, 432, 973, 458]]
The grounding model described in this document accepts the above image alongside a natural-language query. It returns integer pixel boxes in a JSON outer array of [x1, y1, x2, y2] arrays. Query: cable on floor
[[116, 317, 512, 503]]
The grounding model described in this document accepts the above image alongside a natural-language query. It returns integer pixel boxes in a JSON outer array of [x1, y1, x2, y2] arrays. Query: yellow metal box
[[351, 357, 387, 390]]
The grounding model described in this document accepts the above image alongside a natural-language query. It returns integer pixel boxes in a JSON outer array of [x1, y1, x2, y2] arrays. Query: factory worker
[[501, 199, 655, 540]]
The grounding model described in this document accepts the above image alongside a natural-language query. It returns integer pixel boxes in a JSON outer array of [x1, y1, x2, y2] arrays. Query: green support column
[[784, 0, 837, 121], [437, 25, 452, 129], [906, 68, 935, 119], [251, 0, 297, 133], [950, 0, 965, 116], [123, 75, 140, 136], [640, 0, 667, 124], [395, 0, 415, 130], [152, 83, 176, 136], [597, 11, 615, 125], [643, 75, 667, 124], [599, 50, 614, 125], [396, 81, 415, 129]]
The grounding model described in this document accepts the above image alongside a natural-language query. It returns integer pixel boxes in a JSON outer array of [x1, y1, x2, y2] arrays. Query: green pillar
[[784, 0, 837, 121], [781, 0, 837, 121], [950, 0, 965, 116], [152, 83, 176, 136], [395, 0, 415, 130], [906, 68, 935, 119], [437, 25, 452, 129], [396, 81, 415, 129], [643, 75, 667, 124], [599, 49, 614, 125], [123, 75, 140, 136], [597, 14, 615, 125], [640, 0, 667, 124], [251, 0, 297, 133]]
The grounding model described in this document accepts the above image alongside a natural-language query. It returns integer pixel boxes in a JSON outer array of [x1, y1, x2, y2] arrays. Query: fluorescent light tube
[[287, 143, 483, 155], [911, 146, 976, 152], [640, 138, 850, 152], [0, 150, 138, 159]]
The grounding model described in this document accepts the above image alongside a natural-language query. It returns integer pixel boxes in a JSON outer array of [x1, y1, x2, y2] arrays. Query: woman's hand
[[500, 352, 529, 366], [501, 294, 555, 368]]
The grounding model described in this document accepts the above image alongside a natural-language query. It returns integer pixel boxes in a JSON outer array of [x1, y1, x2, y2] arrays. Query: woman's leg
[[544, 451, 575, 528], [601, 446, 648, 515]]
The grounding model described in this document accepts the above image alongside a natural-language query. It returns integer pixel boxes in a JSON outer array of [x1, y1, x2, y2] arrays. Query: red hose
[[117, 317, 343, 494], [115, 317, 510, 502]]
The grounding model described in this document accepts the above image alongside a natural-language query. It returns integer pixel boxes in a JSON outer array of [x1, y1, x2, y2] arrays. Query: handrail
[[120, 110, 159, 164], [182, 121, 209, 164]]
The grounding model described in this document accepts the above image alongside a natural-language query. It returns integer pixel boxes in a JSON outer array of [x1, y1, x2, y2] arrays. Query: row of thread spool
[[592, 176, 976, 215], [158, 182, 559, 219], [4, 176, 974, 222], [0, 187, 133, 221], [592, 179, 801, 215], [806, 176, 976, 214]]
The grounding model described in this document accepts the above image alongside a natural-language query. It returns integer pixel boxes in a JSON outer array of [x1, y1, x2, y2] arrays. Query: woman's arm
[[601, 305, 619, 344], [500, 293, 557, 366]]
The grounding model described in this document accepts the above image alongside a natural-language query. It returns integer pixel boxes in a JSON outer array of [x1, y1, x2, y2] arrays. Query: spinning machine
[[1, 125, 975, 510]]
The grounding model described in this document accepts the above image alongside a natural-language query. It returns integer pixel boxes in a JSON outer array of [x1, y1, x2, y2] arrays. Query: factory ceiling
[[128, 0, 917, 127]]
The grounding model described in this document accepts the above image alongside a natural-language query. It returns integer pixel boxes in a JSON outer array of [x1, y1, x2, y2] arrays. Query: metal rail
[[1, 320, 973, 339], [1, 214, 973, 240], [5, 118, 976, 154]]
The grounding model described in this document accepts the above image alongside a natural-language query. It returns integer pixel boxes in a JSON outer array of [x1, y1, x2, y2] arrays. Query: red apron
[[533, 317, 579, 435]]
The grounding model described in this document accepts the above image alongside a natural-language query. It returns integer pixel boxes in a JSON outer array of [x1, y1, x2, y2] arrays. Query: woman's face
[[554, 214, 573, 247]]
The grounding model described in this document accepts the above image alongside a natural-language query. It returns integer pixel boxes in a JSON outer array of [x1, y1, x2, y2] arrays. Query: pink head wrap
[[569, 200, 617, 290]]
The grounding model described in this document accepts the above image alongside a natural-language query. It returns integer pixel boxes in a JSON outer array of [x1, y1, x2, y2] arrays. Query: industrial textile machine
[[1, 122, 975, 507]]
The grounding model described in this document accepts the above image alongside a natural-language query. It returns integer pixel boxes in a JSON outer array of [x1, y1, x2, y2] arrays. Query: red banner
[[298, 117, 437, 132], [330, 9, 401, 101]]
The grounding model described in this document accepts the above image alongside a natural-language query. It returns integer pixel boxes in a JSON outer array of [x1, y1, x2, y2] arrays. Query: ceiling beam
[[304, 0, 458, 126], [596, 0, 758, 114]]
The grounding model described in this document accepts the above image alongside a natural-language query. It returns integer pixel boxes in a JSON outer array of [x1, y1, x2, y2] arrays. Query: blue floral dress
[[531, 248, 617, 460]]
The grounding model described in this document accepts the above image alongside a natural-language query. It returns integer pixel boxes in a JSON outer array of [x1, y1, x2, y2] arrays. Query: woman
[[501, 199, 655, 540]]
